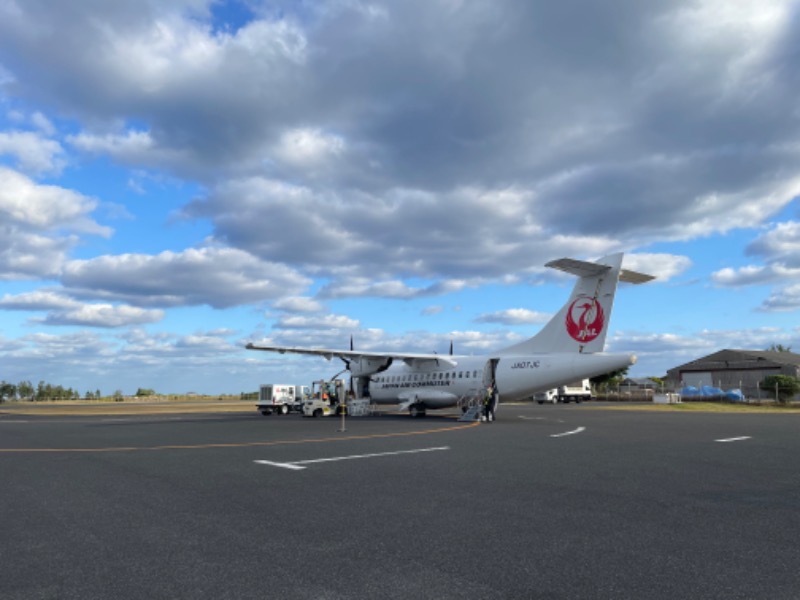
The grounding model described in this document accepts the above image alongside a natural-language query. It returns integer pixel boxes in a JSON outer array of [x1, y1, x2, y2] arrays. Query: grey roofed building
[[665, 349, 800, 399], [620, 377, 658, 390]]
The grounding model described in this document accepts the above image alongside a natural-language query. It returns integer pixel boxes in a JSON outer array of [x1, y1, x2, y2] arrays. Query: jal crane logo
[[565, 295, 604, 343]]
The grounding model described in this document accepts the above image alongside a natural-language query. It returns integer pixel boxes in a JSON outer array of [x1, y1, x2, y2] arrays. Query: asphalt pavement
[[2, 404, 799, 599]]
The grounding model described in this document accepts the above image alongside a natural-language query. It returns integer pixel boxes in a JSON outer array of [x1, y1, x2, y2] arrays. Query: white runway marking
[[550, 427, 586, 438], [254, 446, 451, 470], [715, 436, 752, 443]]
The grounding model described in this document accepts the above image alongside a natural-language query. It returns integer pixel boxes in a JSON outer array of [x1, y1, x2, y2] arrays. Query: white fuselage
[[365, 352, 633, 407]]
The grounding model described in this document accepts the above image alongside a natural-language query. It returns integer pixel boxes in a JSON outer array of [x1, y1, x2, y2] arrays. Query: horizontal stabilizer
[[545, 258, 611, 278], [546, 258, 654, 284], [619, 269, 656, 284]]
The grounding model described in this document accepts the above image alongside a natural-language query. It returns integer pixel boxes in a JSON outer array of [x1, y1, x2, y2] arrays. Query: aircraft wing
[[245, 343, 458, 368]]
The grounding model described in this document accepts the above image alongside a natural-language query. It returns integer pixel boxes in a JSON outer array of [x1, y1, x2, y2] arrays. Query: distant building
[[620, 377, 659, 391], [665, 349, 800, 398]]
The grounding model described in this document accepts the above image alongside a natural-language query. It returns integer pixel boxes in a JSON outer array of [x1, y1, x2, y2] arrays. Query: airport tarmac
[[2, 403, 799, 599]]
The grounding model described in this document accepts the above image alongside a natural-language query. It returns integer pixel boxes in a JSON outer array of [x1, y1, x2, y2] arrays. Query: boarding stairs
[[458, 391, 484, 422]]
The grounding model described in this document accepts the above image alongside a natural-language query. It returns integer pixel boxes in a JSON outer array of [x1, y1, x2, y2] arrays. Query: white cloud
[[68, 129, 192, 171], [0, 131, 64, 174], [711, 264, 800, 287], [39, 303, 164, 328], [275, 314, 360, 330], [318, 276, 470, 299], [274, 127, 346, 166], [622, 253, 692, 283], [30, 111, 56, 136], [0, 168, 110, 280], [760, 284, 800, 312], [747, 221, 800, 267], [475, 308, 552, 325], [0, 290, 164, 327], [272, 296, 325, 313], [0, 290, 75, 311], [61, 247, 311, 308], [0, 227, 72, 280], [0, 166, 108, 233]]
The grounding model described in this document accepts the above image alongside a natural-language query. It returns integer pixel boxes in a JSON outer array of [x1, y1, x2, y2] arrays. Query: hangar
[[666, 349, 800, 399]]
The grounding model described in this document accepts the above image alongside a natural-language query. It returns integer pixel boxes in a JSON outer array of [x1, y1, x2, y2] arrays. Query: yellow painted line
[[0, 421, 480, 454]]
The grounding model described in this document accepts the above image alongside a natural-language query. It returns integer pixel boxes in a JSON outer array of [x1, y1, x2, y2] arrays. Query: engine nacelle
[[349, 357, 393, 377]]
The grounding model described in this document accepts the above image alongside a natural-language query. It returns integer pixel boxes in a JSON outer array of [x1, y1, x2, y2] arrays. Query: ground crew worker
[[320, 380, 330, 405], [483, 386, 494, 422]]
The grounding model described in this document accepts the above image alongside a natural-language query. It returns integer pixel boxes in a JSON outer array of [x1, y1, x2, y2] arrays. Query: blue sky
[[1, 0, 799, 395]]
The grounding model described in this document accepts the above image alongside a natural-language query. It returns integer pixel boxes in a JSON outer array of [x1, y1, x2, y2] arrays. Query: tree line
[[0, 380, 183, 403], [0, 380, 108, 403], [0, 381, 253, 404]]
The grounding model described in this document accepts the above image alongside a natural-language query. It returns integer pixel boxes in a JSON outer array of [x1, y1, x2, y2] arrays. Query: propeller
[[339, 334, 354, 370]]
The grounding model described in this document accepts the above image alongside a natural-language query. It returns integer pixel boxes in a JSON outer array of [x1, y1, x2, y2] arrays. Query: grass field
[[595, 401, 800, 413], [0, 399, 255, 416]]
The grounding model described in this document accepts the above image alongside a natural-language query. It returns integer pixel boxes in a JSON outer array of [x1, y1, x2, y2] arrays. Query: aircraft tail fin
[[498, 253, 654, 355]]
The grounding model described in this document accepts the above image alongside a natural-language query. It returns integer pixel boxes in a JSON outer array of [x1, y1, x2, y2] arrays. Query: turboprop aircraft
[[246, 253, 654, 417]]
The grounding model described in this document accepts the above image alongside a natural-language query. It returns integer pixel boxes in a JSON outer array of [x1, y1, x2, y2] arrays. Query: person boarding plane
[[246, 253, 654, 417]]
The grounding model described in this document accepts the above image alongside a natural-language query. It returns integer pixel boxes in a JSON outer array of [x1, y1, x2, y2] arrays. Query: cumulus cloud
[[274, 314, 360, 330], [0, 167, 110, 280], [0, 290, 77, 311], [746, 221, 800, 267], [61, 247, 311, 308], [760, 284, 800, 312], [711, 264, 800, 287], [621, 253, 692, 282], [0, 290, 164, 327], [186, 176, 621, 283], [0, 166, 107, 233], [318, 276, 470, 300], [2, 0, 797, 280], [39, 303, 164, 328], [0, 131, 65, 175], [272, 296, 325, 313], [274, 127, 346, 167]]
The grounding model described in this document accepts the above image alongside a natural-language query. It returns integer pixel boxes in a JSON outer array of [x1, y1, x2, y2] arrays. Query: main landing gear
[[408, 403, 427, 418]]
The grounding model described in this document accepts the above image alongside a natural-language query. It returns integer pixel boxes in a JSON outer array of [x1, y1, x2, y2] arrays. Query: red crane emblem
[[565, 295, 604, 343]]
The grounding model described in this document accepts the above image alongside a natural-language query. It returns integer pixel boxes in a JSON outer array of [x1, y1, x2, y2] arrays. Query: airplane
[[246, 252, 655, 417]]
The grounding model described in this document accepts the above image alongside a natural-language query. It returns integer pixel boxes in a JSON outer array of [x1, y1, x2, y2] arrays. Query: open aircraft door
[[483, 359, 499, 390]]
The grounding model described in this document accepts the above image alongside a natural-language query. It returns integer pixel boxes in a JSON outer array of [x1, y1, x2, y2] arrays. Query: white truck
[[256, 384, 308, 415], [534, 379, 592, 404]]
